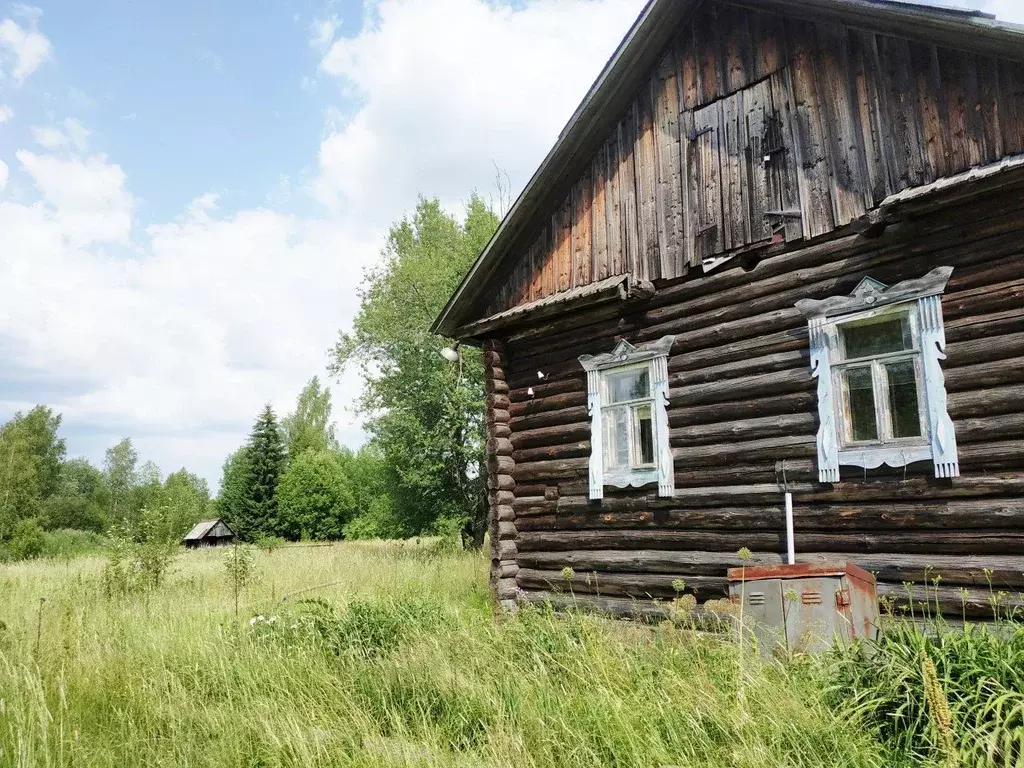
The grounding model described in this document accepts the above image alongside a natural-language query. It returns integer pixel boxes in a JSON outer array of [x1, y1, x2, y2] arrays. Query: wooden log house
[[433, 0, 1024, 620]]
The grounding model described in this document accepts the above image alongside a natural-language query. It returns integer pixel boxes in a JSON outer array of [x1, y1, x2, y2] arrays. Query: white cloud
[[310, 15, 340, 52], [0, 16, 52, 82], [0, 104, 12, 122], [16, 150, 133, 246], [313, 0, 645, 229], [0, 157, 8, 190], [28, 118, 95, 167], [0, 0, 648, 486], [31, 124, 68, 149]]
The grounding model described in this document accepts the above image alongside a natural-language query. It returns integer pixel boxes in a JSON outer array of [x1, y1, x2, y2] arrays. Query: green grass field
[[1, 542, 1019, 767]]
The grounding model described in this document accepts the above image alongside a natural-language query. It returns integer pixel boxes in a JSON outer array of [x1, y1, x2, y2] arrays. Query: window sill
[[837, 444, 932, 470], [604, 469, 659, 490]]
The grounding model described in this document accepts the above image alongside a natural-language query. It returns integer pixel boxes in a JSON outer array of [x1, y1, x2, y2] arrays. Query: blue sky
[[0, 0, 648, 487], [5, 0, 344, 223], [0, 0, 1021, 489]]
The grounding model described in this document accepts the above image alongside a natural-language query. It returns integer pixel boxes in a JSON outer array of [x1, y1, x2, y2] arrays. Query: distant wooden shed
[[182, 519, 235, 548]]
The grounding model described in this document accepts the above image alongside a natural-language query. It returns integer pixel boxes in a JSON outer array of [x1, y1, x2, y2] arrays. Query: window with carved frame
[[796, 268, 959, 483], [579, 336, 675, 500]]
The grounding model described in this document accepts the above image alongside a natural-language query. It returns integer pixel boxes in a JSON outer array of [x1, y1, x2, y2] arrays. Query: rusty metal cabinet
[[727, 563, 879, 654]]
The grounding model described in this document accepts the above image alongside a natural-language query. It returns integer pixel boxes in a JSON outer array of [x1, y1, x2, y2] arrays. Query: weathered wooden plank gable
[[977, 56, 1004, 161], [634, 84, 660, 280], [814, 23, 873, 220], [654, 46, 686, 278], [605, 134, 625, 275], [848, 30, 893, 205], [618, 105, 641, 277], [571, 170, 593, 288], [786, 20, 836, 239], [998, 60, 1024, 154], [911, 42, 951, 181], [876, 34, 928, 193], [592, 143, 610, 281], [689, 99, 725, 261], [555, 194, 573, 293], [475, 0, 1024, 319], [767, 69, 803, 242]]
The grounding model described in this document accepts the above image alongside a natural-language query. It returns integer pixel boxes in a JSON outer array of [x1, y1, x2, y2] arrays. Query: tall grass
[[829, 617, 1024, 767], [0, 542, 889, 767]]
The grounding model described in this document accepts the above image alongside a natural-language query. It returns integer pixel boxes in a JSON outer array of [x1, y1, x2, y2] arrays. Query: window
[[835, 311, 926, 446], [796, 268, 959, 482], [579, 336, 675, 500]]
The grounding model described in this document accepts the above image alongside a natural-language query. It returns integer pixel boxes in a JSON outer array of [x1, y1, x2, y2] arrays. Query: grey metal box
[[727, 562, 879, 655]]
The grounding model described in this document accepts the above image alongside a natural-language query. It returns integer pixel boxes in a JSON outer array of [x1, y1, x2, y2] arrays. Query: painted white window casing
[[579, 336, 675, 500], [796, 267, 959, 483]]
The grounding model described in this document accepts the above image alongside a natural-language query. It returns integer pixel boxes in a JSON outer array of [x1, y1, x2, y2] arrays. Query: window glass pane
[[603, 406, 629, 470], [606, 368, 650, 403], [840, 315, 913, 359], [843, 366, 879, 442], [885, 360, 923, 439], [635, 404, 655, 465]]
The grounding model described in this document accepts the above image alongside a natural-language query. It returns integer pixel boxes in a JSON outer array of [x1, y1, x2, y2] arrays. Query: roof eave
[[431, 0, 699, 338], [432, 0, 1024, 338]]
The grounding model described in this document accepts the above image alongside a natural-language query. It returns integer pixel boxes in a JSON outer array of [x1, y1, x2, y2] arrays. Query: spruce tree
[[237, 405, 285, 540]]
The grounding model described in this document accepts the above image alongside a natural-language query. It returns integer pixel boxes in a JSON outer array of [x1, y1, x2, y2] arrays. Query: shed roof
[[432, 0, 1024, 338], [183, 519, 234, 541]]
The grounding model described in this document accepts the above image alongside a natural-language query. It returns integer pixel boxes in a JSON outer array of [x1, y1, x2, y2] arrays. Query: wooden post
[[484, 338, 519, 612]]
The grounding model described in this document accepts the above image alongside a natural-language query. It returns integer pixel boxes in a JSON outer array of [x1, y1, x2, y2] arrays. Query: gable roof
[[183, 519, 234, 541], [432, 0, 1024, 338]]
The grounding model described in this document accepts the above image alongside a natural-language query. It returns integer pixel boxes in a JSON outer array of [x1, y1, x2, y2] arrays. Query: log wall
[[495, 184, 1024, 620], [483, 0, 1024, 320], [483, 339, 519, 610]]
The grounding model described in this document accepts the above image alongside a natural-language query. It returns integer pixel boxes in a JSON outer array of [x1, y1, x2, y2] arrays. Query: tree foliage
[[277, 449, 356, 540], [216, 447, 250, 533], [104, 438, 138, 523], [41, 458, 109, 533], [330, 196, 498, 540], [0, 407, 209, 561], [281, 377, 338, 459], [230, 406, 286, 540]]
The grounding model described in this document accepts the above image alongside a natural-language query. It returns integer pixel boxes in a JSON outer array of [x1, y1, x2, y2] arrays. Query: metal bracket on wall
[[687, 126, 713, 142]]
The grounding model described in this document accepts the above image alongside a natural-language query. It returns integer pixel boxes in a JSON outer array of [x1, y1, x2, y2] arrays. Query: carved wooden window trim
[[579, 336, 675, 500], [796, 267, 959, 483]]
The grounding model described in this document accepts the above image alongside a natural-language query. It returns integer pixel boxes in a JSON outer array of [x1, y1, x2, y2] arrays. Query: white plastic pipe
[[785, 492, 795, 565]]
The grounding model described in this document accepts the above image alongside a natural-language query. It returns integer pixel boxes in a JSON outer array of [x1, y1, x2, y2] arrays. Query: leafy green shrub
[[7, 518, 45, 561], [252, 534, 286, 552], [342, 496, 404, 541], [101, 508, 179, 595], [39, 529, 108, 560], [224, 544, 258, 617], [429, 515, 466, 554], [829, 618, 1024, 766]]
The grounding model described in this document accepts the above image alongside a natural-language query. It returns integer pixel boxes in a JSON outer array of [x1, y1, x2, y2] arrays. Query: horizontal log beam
[[516, 529, 1024, 555], [515, 498, 1024, 532], [516, 550, 1024, 589], [517, 568, 727, 599]]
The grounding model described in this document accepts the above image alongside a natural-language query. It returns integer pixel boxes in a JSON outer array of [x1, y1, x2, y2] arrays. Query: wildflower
[[737, 547, 752, 562], [922, 656, 958, 767], [671, 578, 686, 594], [560, 567, 575, 582]]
